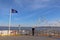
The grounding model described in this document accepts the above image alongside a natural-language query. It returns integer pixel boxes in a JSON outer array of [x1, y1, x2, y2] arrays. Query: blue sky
[[0, 0, 60, 27]]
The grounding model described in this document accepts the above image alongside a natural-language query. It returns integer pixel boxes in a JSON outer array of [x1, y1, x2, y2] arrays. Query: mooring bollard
[[32, 28, 35, 36]]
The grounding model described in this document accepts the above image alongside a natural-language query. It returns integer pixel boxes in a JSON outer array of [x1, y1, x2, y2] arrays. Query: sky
[[0, 0, 60, 27]]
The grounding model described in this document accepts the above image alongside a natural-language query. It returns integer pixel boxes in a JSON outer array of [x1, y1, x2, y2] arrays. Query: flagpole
[[9, 9, 12, 35]]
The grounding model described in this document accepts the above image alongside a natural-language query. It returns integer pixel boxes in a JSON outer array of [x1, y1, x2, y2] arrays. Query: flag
[[11, 9, 18, 13]]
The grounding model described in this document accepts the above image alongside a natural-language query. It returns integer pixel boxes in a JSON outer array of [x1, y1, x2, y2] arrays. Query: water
[[0, 26, 60, 31]]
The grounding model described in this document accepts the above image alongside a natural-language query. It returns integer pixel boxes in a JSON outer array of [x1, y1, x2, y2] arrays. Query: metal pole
[[19, 25, 20, 34], [9, 9, 12, 35]]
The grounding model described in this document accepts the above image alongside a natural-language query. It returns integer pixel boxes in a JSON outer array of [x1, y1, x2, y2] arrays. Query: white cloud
[[14, 13, 37, 21], [44, 20, 60, 26], [13, 0, 60, 26], [14, 0, 60, 11], [41, 0, 50, 1], [14, 0, 51, 10]]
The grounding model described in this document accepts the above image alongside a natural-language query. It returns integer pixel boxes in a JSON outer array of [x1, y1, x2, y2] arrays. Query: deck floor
[[0, 36, 60, 40]]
